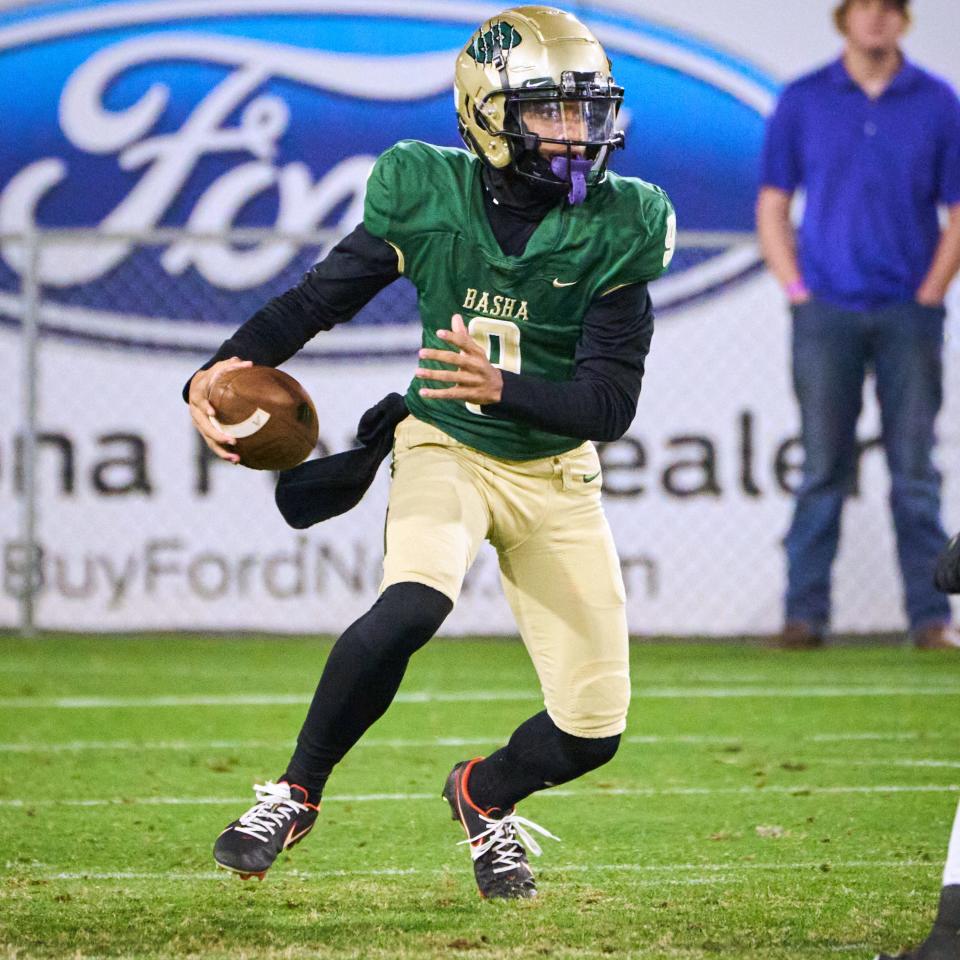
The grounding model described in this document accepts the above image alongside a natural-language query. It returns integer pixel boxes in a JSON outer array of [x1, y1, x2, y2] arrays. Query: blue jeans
[[784, 298, 950, 630]]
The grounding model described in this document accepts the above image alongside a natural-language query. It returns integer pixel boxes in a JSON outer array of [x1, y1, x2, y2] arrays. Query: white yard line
[[643, 686, 960, 699], [819, 759, 960, 770], [1, 686, 957, 709], [0, 736, 497, 753], [0, 731, 930, 753], [0, 783, 956, 809], [10, 859, 939, 884], [809, 732, 922, 742]]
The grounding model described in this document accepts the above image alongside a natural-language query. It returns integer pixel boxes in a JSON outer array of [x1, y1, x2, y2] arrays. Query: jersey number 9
[[465, 316, 521, 416]]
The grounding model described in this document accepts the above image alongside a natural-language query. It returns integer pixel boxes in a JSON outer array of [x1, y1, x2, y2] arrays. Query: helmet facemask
[[502, 73, 624, 204], [454, 9, 626, 206]]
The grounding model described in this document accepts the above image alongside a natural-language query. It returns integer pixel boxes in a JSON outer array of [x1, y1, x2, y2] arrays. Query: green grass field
[[1, 633, 958, 959]]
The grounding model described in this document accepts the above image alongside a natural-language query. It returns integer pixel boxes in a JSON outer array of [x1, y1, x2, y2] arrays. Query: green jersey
[[363, 140, 675, 460]]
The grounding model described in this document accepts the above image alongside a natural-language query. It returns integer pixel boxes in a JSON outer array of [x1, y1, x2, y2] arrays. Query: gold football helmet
[[454, 6, 625, 202]]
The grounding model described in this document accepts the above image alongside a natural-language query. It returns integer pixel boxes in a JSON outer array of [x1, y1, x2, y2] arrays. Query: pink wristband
[[786, 278, 808, 299]]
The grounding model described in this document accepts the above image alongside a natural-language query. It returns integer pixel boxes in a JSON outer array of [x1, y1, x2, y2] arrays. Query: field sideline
[[1, 633, 958, 959]]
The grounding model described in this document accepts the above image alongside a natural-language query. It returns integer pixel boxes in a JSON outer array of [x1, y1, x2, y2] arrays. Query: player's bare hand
[[415, 314, 503, 405], [187, 357, 253, 463]]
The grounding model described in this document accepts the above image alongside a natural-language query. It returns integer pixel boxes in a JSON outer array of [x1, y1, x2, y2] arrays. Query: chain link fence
[[3, 229, 959, 638]]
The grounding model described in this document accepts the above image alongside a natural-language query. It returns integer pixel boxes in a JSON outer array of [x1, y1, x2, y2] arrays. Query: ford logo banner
[[0, 1, 779, 356]]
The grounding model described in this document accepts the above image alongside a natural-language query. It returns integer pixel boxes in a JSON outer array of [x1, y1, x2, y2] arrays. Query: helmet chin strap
[[549, 155, 592, 206]]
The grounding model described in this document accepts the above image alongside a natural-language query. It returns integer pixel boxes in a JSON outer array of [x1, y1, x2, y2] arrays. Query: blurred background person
[[756, 0, 960, 650]]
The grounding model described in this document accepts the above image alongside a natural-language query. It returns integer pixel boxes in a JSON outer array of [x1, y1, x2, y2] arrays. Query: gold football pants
[[381, 415, 630, 738]]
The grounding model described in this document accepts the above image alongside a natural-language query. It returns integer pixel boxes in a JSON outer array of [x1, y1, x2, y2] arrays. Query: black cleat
[[875, 926, 960, 959], [214, 780, 319, 880], [442, 758, 559, 900]]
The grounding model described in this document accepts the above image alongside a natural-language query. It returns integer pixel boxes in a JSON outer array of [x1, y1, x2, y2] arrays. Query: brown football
[[207, 366, 318, 471]]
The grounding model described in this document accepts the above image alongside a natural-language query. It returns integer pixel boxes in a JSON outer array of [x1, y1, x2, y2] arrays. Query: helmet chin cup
[[550, 155, 592, 206]]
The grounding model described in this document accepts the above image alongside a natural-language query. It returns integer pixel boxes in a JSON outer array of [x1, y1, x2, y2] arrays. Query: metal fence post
[[19, 230, 41, 638]]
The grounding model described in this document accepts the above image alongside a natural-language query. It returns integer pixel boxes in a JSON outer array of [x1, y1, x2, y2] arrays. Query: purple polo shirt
[[760, 57, 960, 310]]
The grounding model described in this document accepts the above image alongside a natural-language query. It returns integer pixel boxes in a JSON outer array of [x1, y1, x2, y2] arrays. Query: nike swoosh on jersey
[[552, 278, 579, 288]]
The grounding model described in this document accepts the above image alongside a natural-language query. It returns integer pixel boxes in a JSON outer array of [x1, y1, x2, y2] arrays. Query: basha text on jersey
[[462, 288, 529, 321]]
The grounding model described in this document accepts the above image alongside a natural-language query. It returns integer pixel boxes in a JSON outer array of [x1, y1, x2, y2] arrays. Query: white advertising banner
[[1, 0, 959, 635], [4, 276, 959, 635]]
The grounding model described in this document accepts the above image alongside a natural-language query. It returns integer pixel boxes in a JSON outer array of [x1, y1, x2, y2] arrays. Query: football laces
[[460, 812, 560, 874], [233, 781, 308, 841]]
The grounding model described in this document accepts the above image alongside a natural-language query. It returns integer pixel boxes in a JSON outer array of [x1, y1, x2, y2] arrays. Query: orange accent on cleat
[[457, 757, 490, 816], [282, 782, 320, 812], [283, 822, 314, 849]]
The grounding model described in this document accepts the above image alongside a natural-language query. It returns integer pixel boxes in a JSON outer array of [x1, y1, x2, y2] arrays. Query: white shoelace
[[233, 781, 308, 841], [459, 812, 561, 874]]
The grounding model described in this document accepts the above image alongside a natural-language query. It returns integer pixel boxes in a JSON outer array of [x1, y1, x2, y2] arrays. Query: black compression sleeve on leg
[[936, 884, 960, 928], [903, 886, 960, 959], [466, 710, 620, 812], [282, 582, 452, 800]]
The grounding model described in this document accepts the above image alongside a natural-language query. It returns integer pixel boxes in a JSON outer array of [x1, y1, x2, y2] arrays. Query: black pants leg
[[466, 710, 621, 811], [282, 582, 452, 798]]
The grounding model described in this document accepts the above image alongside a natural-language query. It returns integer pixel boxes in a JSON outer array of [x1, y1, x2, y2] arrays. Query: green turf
[[1, 633, 958, 959]]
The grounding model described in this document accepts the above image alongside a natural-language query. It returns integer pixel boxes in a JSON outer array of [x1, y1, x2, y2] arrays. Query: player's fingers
[[437, 332, 479, 356], [418, 348, 463, 365], [448, 313, 480, 350], [206, 357, 253, 394], [414, 367, 479, 384], [199, 429, 241, 463], [194, 357, 252, 417], [209, 440, 241, 464], [190, 375, 222, 418], [206, 422, 239, 449], [418, 385, 471, 400], [422, 351, 485, 377], [187, 374, 212, 413], [438, 318, 479, 353], [415, 367, 456, 382], [419, 386, 492, 404], [210, 358, 253, 383], [189, 403, 237, 448], [222, 356, 252, 369]]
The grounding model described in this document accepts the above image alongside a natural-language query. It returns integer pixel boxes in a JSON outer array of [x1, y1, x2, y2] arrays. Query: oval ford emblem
[[0, 1, 778, 356]]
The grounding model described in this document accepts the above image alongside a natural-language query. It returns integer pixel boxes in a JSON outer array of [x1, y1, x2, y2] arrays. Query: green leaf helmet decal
[[466, 21, 522, 64]]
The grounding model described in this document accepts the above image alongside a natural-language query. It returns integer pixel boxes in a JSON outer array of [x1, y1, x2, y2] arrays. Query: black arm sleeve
[[183, 224, 399, 399], [484, 283, 654, 442]]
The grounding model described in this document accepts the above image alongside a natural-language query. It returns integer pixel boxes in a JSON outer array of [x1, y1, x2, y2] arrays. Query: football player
[[186, 5, 674, 898]]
